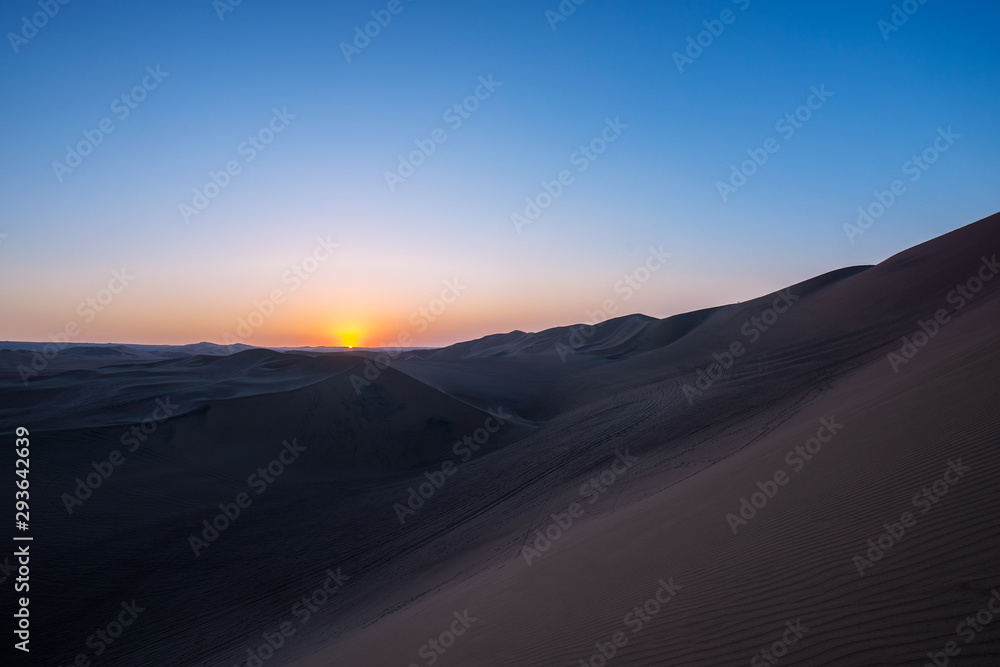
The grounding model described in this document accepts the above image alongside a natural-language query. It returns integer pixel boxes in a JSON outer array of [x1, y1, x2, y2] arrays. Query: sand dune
[[4, 213, 999, 666]]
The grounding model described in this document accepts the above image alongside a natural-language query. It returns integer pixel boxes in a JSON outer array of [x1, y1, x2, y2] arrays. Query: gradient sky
[[1, 0, 998, 348]]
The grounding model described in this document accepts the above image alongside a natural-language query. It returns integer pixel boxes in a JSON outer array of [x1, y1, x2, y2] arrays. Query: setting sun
[[336, 328, 362, 349]]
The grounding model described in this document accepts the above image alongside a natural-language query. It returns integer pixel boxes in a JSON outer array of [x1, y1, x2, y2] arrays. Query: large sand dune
[[3, 213, 998, 666]]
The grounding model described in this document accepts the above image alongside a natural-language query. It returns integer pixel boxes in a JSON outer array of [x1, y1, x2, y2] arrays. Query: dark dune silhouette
[[3, 212, 999, 666]]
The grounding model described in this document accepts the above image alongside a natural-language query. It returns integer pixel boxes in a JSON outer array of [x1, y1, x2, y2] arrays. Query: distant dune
[[5, 212, 999, 666]]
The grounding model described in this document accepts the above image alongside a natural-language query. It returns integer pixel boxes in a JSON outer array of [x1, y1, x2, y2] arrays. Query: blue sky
[[1, 0, 998, 346]]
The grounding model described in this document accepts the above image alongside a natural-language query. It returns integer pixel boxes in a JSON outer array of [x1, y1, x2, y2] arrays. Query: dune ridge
[[6, 212, 999, 666]]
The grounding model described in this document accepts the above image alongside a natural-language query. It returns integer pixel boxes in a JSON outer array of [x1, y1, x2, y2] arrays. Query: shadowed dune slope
[[8, 212, 999, 666], [284, 212, 1000, 666]]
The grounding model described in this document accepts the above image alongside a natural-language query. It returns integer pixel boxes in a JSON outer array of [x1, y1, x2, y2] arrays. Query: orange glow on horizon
[[334, 327, 363, 349]]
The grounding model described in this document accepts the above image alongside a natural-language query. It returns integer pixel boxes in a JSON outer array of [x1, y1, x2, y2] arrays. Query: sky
[[1, 0, 998, 348]]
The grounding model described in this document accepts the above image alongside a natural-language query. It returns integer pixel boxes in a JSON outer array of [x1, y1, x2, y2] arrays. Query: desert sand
[[3, 212, 999, 666]]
